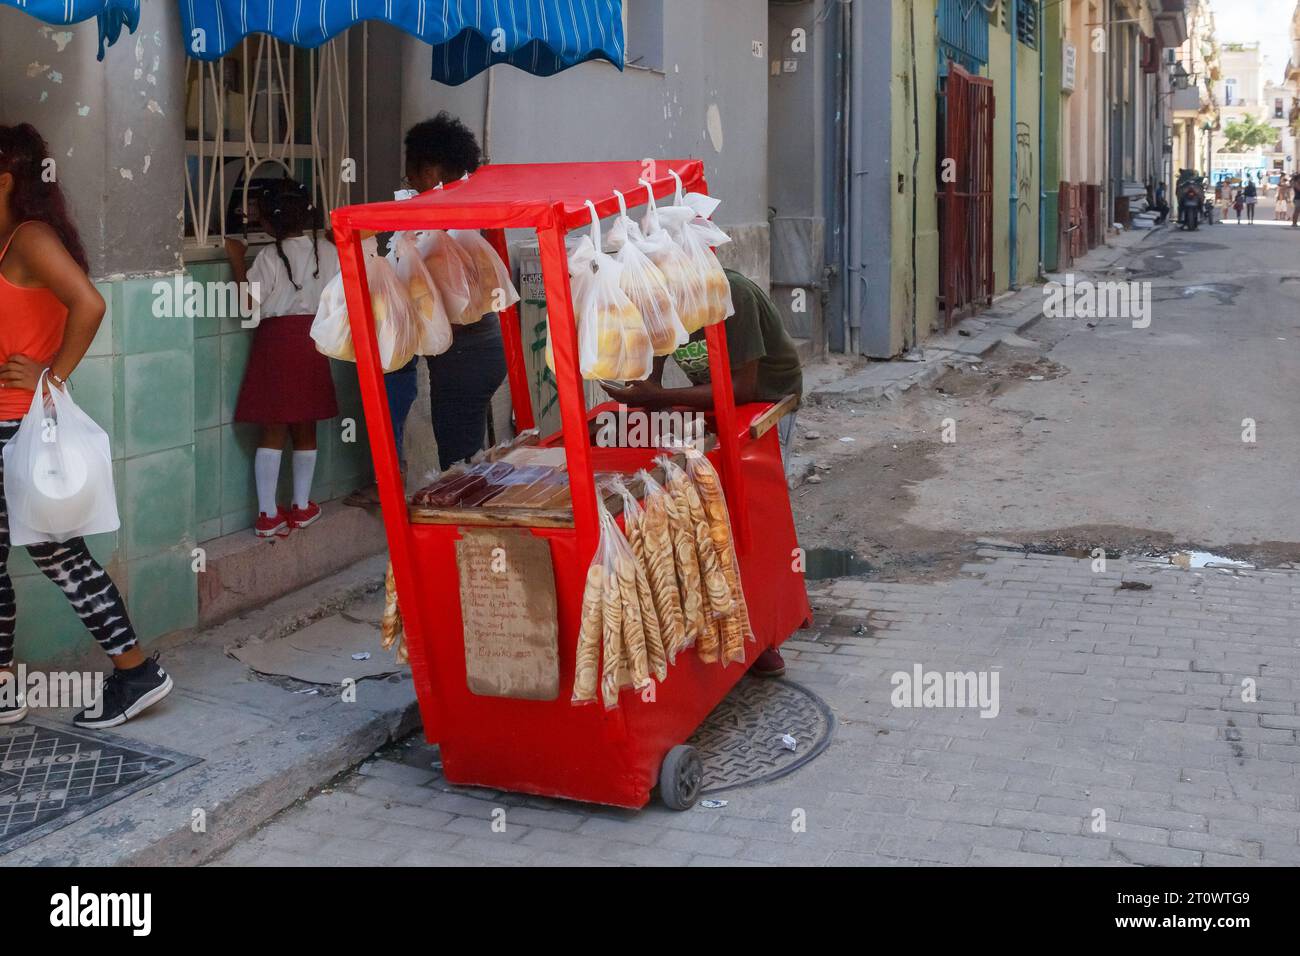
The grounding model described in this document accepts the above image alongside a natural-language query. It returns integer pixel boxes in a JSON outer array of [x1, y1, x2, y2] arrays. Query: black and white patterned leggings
[[0, 419, 138, 667]]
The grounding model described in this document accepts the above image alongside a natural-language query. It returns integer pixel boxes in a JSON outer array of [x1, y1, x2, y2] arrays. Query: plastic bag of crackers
[[572, 497, 656, 709], [674, 451, 753, 665]]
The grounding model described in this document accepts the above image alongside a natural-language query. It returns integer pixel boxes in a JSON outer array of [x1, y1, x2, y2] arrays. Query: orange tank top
[[0, 222, 68, 421]]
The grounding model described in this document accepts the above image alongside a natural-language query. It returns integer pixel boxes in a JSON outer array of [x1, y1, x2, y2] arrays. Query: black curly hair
[[404, 112, 482, 188], [251, 177, 318, 292]]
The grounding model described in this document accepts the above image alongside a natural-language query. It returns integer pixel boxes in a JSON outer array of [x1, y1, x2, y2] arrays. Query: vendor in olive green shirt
[[602, 269, 803, 411]]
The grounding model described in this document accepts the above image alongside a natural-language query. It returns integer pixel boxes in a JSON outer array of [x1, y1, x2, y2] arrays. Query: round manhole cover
[[688, 677, 834, 794]]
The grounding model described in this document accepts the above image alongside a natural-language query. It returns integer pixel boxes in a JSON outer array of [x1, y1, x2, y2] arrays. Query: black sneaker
[[0, 673, 27, 725], [73, 656, 173, 729]]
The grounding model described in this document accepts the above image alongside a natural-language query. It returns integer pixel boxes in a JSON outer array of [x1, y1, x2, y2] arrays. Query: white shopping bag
[[2, 372, 119, 546]]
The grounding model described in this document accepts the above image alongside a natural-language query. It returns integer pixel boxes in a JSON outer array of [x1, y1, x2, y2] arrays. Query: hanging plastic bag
[[658, 171, 734, 328], [633, 469, 688, 662], [312, 236, 420, 371], [636, 181, 712, 334], [449, 229, 520, 323], [417, 229, 475, 324], [390, 231, 453, 357], [609, 477, 668, 683], [3, 373, 119, 546], [641, 467, 706, 652], [572, 497, 651, 708], [682, 449, 753, 665], [607, 190, 687, 355], [567, 201, 652, 381]]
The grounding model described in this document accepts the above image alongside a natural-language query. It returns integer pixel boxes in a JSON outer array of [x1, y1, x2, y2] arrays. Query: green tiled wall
[[188, 258, 373, 540], [12, 276, 198, 662]]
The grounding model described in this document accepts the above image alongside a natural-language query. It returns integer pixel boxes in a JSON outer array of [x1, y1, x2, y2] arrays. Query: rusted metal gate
[[937, 63, 995, 330]]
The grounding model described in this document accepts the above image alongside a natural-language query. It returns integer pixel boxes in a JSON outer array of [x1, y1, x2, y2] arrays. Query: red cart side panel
[[409, 430, 810, 809]]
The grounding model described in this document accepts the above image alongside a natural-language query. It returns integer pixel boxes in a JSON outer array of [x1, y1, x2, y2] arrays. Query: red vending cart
[[331, 160, 811, 809]]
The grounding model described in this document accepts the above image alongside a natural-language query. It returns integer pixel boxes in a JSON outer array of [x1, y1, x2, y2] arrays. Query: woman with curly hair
[[0, 123, 171, 728]]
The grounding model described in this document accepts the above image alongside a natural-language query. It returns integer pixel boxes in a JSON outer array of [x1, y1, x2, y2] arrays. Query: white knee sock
[[255, 448, 283, 517], [292, 451, 318, 510]]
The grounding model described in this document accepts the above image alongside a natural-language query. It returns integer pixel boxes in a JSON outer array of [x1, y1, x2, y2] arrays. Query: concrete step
[[198, 499, 388, 627]]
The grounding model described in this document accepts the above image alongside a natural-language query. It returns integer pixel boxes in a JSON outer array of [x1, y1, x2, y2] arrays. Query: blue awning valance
[[0, 0, 139, 59], [179, 0, 624, 86]]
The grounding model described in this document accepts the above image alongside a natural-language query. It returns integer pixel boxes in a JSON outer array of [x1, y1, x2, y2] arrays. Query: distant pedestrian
[[1233, 187, 1245, 223], [1244, 178, 1258, 224], [1289, 173, 1300, 228]]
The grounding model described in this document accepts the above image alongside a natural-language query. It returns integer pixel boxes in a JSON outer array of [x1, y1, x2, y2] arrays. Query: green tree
[[1221, 114, 1276, 152]]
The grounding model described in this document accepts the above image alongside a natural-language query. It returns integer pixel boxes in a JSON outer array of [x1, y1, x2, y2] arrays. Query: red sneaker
[[288, 501, 322, 529], [749, 648, 786, 678], [254, 508, 289, 538]]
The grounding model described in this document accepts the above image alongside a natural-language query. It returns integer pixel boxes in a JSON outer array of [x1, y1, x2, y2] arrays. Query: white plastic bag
[[390, 231, 453, 357], [3, 372, 119, 546], [311, 237, 420, 372], [657, 172, 734, 328], [636, 182, 712, 334], [449, 229, 520, 322], [608, 191, 687, 356], [418, 230, 475, 324], [568, 202, 652, 381]]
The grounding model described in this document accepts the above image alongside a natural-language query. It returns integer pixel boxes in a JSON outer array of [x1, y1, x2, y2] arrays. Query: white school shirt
[[248, 235, 341, 317]]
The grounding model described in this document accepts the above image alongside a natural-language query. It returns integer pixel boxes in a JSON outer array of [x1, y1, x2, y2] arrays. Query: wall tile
[[120, 276, 194, 354], [126, 547, 198, 641], [123, 350, 194, 457], [123, 445, 195, 556], [194, 335, 221, 430], [68, 355, 115, 449], [220, 331, 252, 425], [220, 424, 259, 519], [195, 426, 221, 525], [88, 280, 115, 357], [196, 518, 222, 542], [13, 574, 83, 661]]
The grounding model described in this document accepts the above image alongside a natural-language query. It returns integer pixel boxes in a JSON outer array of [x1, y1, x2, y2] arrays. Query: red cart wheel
[[659, 744, 703, 811]]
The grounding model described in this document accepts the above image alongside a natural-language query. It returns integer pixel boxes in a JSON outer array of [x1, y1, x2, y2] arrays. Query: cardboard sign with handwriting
[[456, 528, 558, 700]]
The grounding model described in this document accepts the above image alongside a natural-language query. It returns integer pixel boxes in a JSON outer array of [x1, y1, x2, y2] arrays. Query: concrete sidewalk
[[0, 554, 415, 866]]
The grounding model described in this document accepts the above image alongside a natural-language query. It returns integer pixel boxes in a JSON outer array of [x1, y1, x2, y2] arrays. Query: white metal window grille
[[183, 32, 364, 250]]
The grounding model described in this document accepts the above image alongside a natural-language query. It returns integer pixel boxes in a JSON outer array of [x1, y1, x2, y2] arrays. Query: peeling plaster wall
[[0, 3, 186, 277]]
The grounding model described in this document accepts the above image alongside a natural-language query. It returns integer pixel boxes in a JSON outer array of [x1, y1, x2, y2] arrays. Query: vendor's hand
[[0, 354, 47, 392], [223, 236, 248, 259], [603, 379, 670, 409]]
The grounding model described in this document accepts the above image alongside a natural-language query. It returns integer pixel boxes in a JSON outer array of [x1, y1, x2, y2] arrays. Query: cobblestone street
[[214, 547, 1300, 867]]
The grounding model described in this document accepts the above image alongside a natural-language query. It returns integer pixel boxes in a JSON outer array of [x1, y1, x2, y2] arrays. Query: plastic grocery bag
[[390, 231, 453, 357], [568, 202, 652, 381], [312, 236, 421, 371], [449, 229, 520, 323], [636, 182, 712, 334], [418, 230, 475, 324], [3, 372, 119, 546], [572, 496, 651, 709], [608, 191, 687, 355], [657, 173, 734, 329], [681, 449, 753, 665]]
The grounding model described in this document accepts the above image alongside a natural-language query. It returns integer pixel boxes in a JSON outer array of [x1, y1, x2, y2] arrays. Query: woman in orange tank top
[[0, 124, 172, 729]]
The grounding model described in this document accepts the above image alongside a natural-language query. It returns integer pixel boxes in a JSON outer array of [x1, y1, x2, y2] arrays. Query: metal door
[[938, 62, 995, 329]]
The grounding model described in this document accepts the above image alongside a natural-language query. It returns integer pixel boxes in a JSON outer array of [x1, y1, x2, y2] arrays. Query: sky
[[1211, 0, 1295, 82]]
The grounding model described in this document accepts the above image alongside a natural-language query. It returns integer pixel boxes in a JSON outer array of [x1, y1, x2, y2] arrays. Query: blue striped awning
[[0, 0, 139, 59], [179, 1, 624, 86]]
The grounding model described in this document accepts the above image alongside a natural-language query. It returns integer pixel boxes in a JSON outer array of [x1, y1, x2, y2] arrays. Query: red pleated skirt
[[234, 314, 339, 424]]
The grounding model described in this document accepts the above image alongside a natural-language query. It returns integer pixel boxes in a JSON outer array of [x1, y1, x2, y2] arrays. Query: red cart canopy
[[331, 159, 707, 233]]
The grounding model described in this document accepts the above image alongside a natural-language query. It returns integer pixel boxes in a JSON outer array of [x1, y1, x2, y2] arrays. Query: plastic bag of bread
[[380, 562, 408, 664], [607, 192, 688, 356], [633, 468, 688, 661], [573, 497, 651, 708], [636, 184, 712, 334], [311, 236, 420, 372], [389, 231, 453, 357], [449, 229, 520, 323], [416, 230, 475, 324], [683, 449, 753, 665], [654, 176, 734, 329], [568, 202, 652, 381]]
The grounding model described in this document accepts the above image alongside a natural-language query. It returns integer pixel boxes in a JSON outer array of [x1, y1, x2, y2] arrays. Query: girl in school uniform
[[224, 178, 340, 537]]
